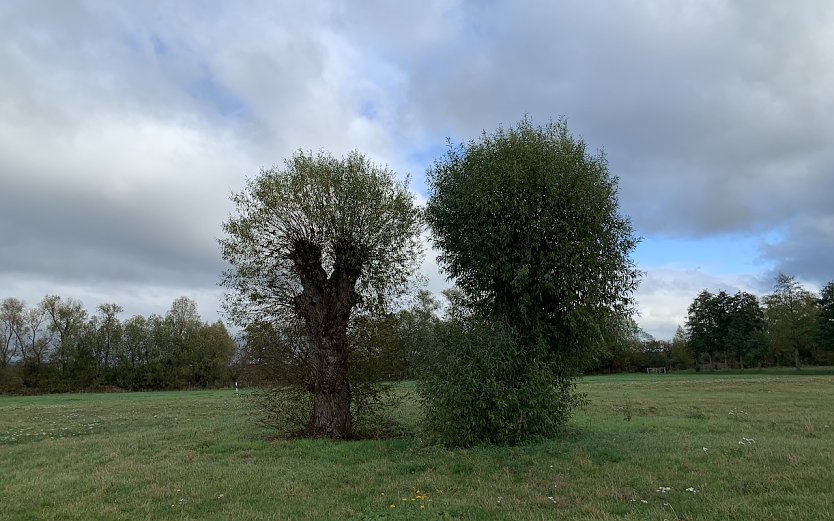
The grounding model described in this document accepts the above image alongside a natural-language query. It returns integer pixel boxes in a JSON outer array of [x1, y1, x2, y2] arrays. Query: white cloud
[[635, 266, 770, 339], [0, 0, 832, 336]]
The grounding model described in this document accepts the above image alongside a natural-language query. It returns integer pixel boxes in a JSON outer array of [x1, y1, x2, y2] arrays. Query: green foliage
[[418, 317, 581, 446], [249, 319, 404, 438], [686, 290, 726, 368], [591, 316, 653, 373], [668, 326, 694, 369], [726, 291, 767, 367], [389, 290, 441, 378], [220, 150, 423, 325], [220, 150, 423, 439], [0, 295, 235, 393], [763, 274, 819, 368], [426, 118, 639, 332], [815, 281, 834, 351], [686, 290, 766, 369], [422, 117, 638, 444]]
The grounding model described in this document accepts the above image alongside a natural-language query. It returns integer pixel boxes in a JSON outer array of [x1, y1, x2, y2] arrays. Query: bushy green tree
[[220, 150, 422, 439], [420, 317, 580, 445], [686, 290, 767, 369], [726, 291, 767, 369], [817, 281, 834, 353], [686, 290, 727, 370], [189, 321, 236, 388], [764, 274, 818, 369], [422, 118, 639, 445]]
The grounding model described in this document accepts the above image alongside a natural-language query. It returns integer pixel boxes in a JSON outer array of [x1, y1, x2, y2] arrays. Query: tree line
[[0, 295, 236, 393], [592, 274, 834, 373]]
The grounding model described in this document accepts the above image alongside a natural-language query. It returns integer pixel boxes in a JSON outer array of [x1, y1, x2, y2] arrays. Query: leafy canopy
[[426, 117, 639, 357], [220, 150, 423, 325], [421, 117, 639, 445]]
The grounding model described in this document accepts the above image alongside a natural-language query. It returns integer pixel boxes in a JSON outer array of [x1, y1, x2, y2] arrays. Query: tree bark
[[794, 347, 801, 370], [309, 347, 352, 438], [291, 238, 362, 439]]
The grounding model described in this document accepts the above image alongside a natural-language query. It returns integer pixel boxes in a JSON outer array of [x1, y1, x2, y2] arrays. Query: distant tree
[[95, 303, 123, 376], [640, 337, 671, 369], [686, 290, 767, 370], [439, 287, 469, 321], [145, 314, 172, 389], [0, 298, 26, 388], [19, 303, 51, 388], [41, 295, 92, 387], [726, 291, 767, 369], [234, 320, 293, 386], [686, 290, 729, 370], [167, 297, 201, 339], [189, 321, 236, 388], [592, 316, 645, 373], [817, 281, 834, 353], [763, 274, 819, 369], [114, 315, 149, 390], [220, 150, 422, 439], [0, 298, 25, 368], [164, 297, 203, 387], [392, 290, 441, 377], [422, 118, 640, 444], [668, 325, 694, 370]]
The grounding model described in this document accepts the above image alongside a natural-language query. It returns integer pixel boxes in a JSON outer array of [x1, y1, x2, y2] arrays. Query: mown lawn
[[1, 372, 833, 520]]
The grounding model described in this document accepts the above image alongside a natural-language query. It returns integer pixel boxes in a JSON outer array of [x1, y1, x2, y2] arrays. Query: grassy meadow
[[1, 372, 833, 520]]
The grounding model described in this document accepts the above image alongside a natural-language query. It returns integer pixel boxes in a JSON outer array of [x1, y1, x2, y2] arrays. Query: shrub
[[418, 317, 582, 446]]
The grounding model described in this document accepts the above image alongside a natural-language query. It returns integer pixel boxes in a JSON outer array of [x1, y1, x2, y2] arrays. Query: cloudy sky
[[2, 1, 833, 339]]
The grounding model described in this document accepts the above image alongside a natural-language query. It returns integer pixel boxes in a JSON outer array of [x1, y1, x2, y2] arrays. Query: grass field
[[2, 372, 833, 520]]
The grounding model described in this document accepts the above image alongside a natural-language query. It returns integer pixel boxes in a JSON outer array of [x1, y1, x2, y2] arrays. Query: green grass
[[2, 374, 833, 520]]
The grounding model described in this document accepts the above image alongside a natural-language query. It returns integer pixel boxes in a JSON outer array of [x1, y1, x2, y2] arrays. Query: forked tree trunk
[[291, 239, 363, 439]]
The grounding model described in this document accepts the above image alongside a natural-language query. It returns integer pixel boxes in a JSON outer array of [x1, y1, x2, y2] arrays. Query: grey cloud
[[1, 0, 832, 332], [342, 1, 834, 279], [762, 215, 834, 286]]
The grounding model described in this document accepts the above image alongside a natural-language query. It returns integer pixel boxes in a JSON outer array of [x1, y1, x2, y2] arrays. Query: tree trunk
[[291, 238, 362, 439], [308, 339, 352, 438], [739, 356, 744, 371], [794, 347, 801, 370], [708, 352, 714, 371], [301, 304, 354, 438]]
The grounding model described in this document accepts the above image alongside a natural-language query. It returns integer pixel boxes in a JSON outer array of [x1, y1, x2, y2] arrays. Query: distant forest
[[1, 274, 833, 394], [0, 295, 235, 393], [599, 274, 834, 373]]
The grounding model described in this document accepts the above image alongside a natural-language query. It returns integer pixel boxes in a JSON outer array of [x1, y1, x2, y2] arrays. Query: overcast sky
[[2, 1, 833, 339]]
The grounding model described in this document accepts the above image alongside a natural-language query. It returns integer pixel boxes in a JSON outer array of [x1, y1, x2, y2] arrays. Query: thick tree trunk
[[794, 347, 801, 370], [291, 238, 363, 439], [299, 304, 355, 438], [307, 335, 352, 438]]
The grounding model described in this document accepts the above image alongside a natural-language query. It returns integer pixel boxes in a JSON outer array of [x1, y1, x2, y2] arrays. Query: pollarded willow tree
[[422, 117, 640, 445], [220, 150, 422, 439]]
